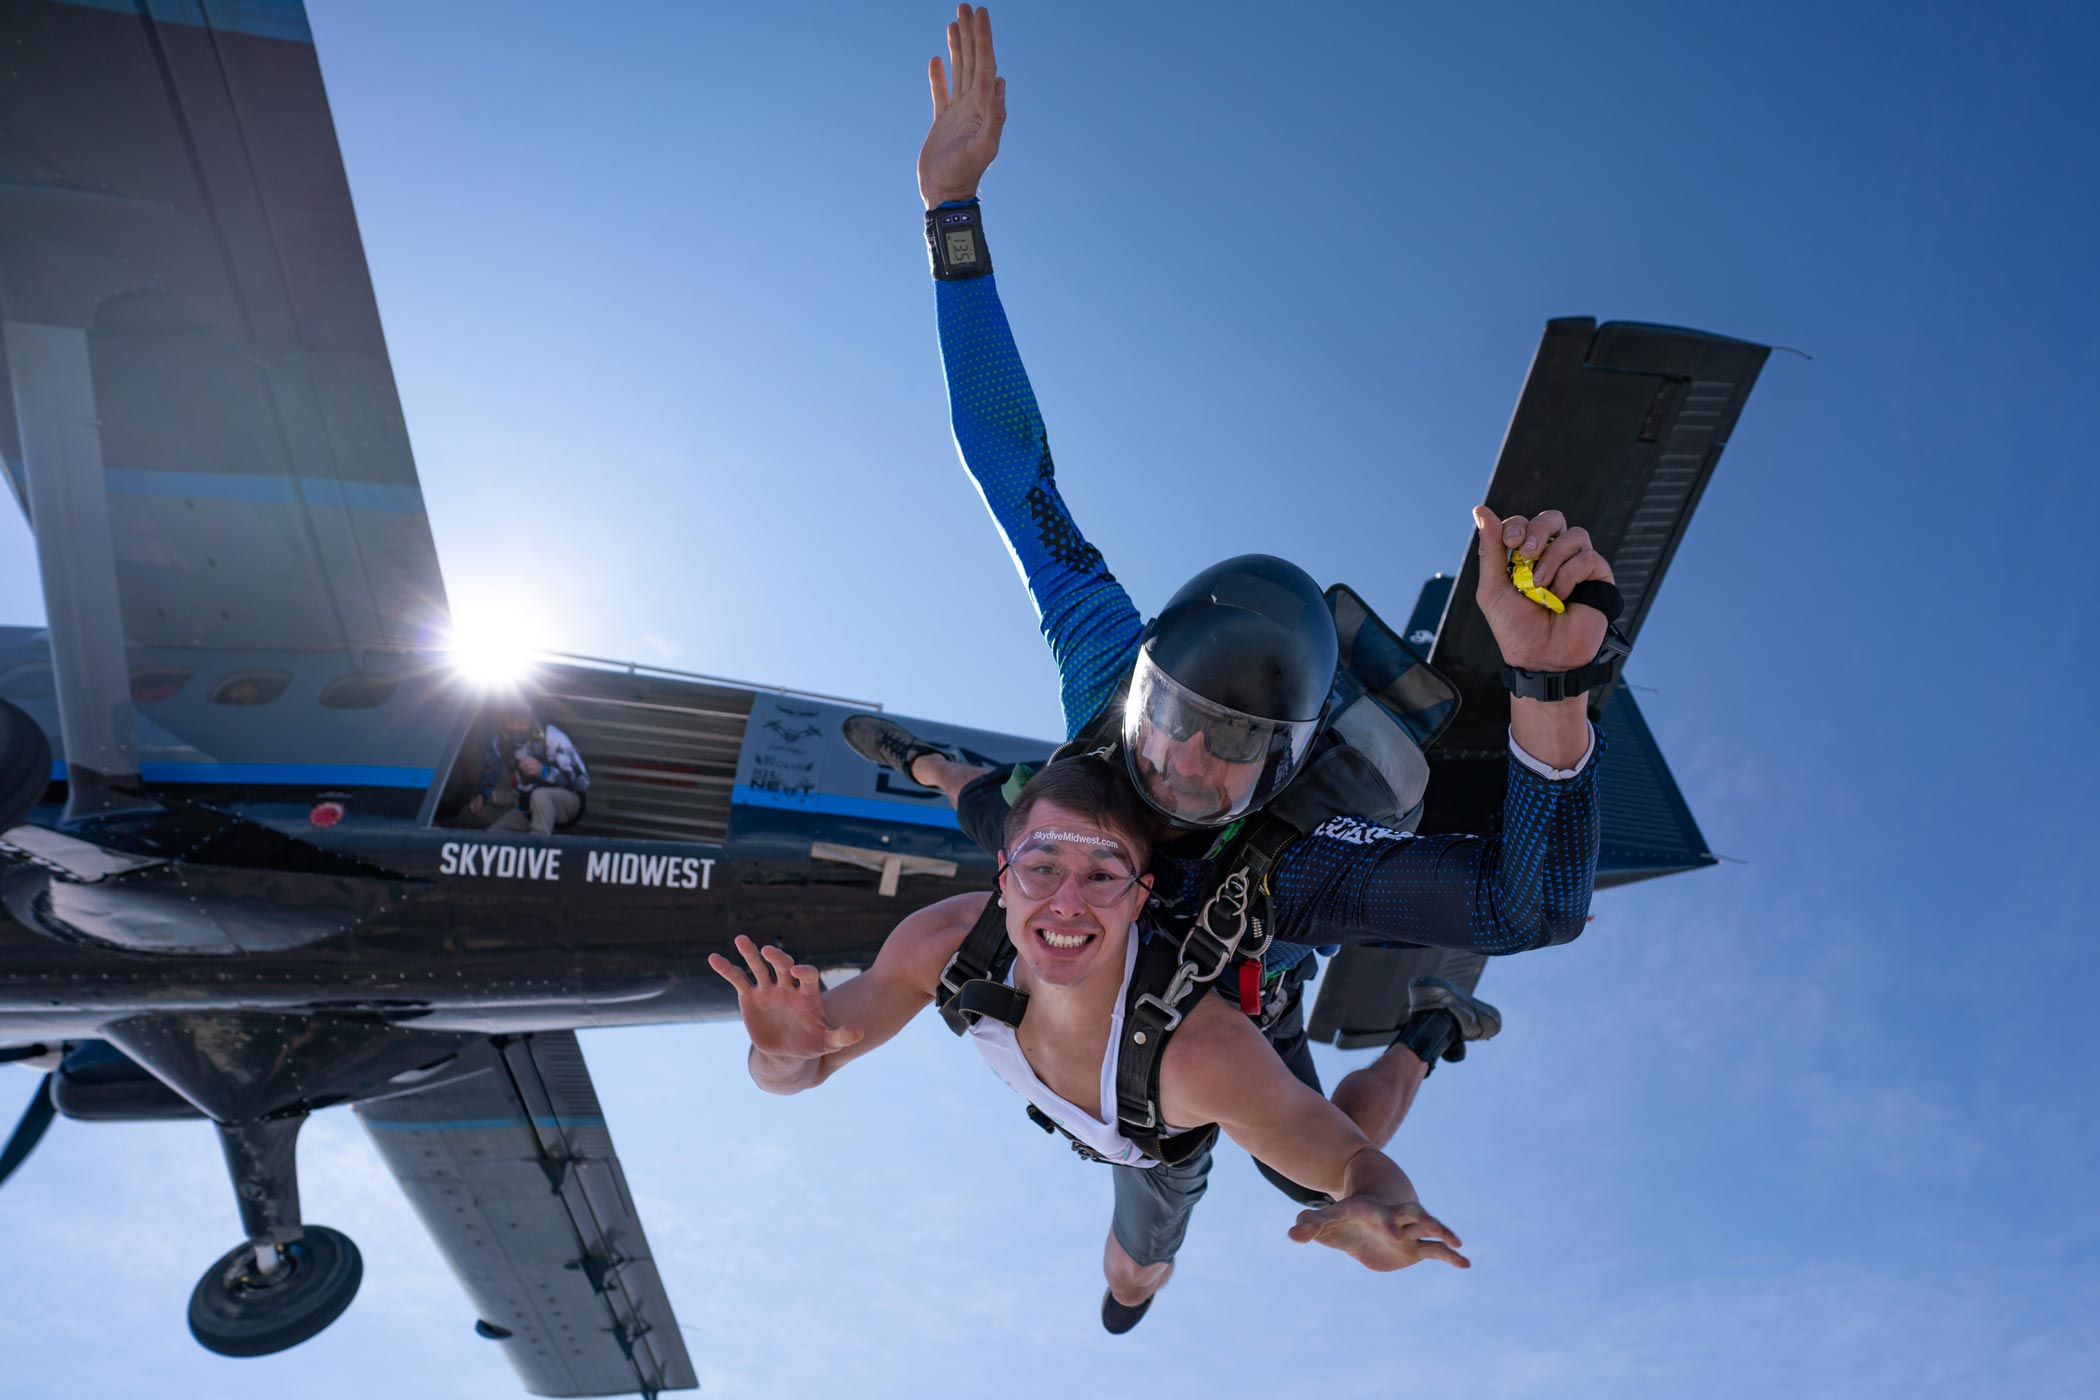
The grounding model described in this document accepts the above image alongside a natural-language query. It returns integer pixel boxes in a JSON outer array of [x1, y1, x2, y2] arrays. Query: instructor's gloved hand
[[918, 4, 1007, 207]]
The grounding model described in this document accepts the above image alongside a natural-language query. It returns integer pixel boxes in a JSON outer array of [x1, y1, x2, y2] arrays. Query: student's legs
[[1106, 1148, 1212, 1307]]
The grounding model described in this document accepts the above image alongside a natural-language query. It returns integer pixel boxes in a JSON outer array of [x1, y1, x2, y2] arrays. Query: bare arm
[[706, 894, 984, 1095], [1159, 1000, 1469, 1272]]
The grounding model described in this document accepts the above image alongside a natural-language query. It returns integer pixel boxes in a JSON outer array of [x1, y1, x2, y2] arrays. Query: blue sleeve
[[1267, 733, 1603, 956], [935, 273, 1144, 739]]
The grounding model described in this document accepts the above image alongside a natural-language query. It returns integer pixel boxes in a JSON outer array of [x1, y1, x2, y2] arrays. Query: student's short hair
[[1002, 755, 1153, 864]]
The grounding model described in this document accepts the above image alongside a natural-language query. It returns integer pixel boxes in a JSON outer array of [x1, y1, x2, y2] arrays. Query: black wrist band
[[1564, 579, 1623, 623], [926, 200, 992, 280], [1500, 621, 1632, 702]]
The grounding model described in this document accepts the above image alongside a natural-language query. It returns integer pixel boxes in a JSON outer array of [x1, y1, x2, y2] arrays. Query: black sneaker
[[1406, 976, 1503, 1046], [841, 715, 950, 783], [1101, 1288, 1155, 1335]]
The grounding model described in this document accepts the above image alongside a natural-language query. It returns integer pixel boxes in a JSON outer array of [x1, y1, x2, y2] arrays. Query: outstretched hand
[[1471, 506, 1614, 673], [1288, 1195, 1470, 1273], [919, 4, 1007, 206], [708, 934, 865, 1062]]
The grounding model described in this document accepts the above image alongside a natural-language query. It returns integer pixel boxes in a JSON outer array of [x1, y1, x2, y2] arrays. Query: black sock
[[1396, 1009, 1461, 1070]]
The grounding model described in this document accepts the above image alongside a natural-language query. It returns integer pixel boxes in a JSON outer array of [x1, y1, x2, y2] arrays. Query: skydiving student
[[709, 757, 1473, 1288], [825, 4, 1623, 1330]]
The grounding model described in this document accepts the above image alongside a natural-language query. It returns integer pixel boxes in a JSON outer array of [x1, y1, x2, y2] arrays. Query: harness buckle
[[1180, 868, 1251, 983], [1132, 992, 1187, 1036]]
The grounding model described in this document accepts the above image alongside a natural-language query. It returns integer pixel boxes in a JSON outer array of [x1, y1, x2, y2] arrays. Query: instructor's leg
[[911, 752, 994, 809], [1330, 1043, 1430, 1149]]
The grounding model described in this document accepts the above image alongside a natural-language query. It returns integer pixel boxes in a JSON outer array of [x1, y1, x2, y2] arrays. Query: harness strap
[[949, 978, 1029, 1031], [937, 894, 1019, 1036]]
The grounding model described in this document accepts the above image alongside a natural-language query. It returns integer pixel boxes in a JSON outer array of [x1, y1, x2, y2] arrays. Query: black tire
[[187, 1225, 363, 1358], [0, 698, 52, 832]]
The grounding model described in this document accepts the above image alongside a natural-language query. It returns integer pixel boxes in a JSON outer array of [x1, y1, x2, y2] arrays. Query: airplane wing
[[0, 0, 452, 801], [355, 1034, 697, 1398], [0, 0, 447, 651], [1310, 318, 1765, 1046], [1426, 317, 1769, 758]]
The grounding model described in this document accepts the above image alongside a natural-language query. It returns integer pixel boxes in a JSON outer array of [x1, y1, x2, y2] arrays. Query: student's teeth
[[1040, 929, 1088, 949]]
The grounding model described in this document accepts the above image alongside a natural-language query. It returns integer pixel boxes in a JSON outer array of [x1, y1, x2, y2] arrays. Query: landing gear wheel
[[187, 1225, 363, 1357]]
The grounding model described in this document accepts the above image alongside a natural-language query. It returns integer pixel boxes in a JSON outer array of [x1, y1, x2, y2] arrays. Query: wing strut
[[2, 320, 152, 823]]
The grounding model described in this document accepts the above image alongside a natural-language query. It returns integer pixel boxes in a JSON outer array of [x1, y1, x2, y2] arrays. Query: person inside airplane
[[468, 696, 591, 835], [710, 755, 1475, 1315], [827, 3, 1622, 1331]]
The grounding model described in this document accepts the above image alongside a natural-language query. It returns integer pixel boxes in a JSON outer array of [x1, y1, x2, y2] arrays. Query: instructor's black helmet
[[1122, 554, 1338, 828]]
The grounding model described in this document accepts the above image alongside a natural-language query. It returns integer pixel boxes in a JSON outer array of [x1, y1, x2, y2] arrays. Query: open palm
[[919, 4, 1007, 206], [1288, 1196, 1470, 1273], [707, 935, 862, 1062]]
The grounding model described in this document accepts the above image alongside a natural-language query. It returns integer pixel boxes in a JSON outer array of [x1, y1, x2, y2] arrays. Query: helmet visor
[[1121, 650, 1317, 827]]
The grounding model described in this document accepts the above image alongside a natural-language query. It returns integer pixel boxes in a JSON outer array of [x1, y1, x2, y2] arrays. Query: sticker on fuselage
[[438, 842, 714, 889]]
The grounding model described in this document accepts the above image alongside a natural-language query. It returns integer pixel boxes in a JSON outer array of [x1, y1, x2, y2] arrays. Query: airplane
[[0, 0, 1768, 1394]]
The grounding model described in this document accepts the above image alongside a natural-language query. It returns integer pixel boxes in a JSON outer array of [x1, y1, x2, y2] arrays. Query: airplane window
[[319, 673, 398, 710], [208, 670, 291, 706], [129, 666, 191, 703]]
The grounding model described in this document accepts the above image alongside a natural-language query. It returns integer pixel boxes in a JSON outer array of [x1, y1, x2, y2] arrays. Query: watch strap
[[1500, 622, 1632, 701]]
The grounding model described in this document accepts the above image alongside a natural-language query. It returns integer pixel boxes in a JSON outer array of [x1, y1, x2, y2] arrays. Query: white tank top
[[964, 927, 1161, 1169]]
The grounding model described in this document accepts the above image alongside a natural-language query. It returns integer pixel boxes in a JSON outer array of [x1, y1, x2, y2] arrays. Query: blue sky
[[3, 1, 2098, 1395]]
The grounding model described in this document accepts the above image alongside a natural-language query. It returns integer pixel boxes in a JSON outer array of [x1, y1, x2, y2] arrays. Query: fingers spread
[[974, 4, 997, 86], [760, 944, 796, 983], [733, 934, 769, 981], [706, 953, 751, 994], [1415, 1213, 1461, 1249], [1289, 1205, 1338, 1243], [791, 964, 821, 993], [1418, 1240, 1471, 1269], [927, 55, 949, 114], [954, 6, 976, 93], [945, 19, 964, 96]]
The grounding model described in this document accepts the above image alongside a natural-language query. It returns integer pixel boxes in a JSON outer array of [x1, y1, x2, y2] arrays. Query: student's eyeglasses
[[999, 842, 1145, 908]]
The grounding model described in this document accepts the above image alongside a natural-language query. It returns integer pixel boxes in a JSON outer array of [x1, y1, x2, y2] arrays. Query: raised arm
[[1267, 505, 1615, 955], [1161, 1002, 1468, 1273], [706, 894, 980, 1094], [918, 5, 1144, 738]]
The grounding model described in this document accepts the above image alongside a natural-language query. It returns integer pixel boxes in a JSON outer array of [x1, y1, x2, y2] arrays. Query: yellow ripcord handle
[[1508, 552, 1565, 614]]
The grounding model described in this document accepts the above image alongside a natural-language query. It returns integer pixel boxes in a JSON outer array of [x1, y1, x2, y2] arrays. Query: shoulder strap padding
[[937, 895, 1018, 1036]]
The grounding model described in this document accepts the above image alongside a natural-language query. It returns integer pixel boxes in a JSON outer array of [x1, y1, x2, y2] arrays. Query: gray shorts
[[1108, 970, 1331, 1268]]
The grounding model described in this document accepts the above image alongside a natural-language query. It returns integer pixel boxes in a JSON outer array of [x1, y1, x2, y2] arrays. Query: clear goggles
[[1000, 830, 1146, 908], [1120, 650, 1318, 827]]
